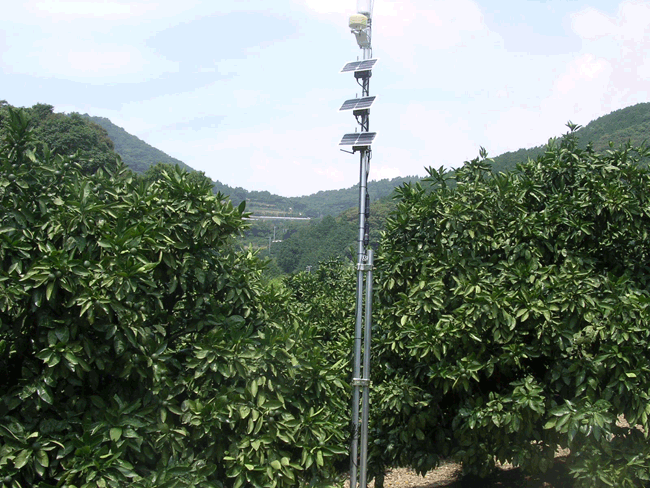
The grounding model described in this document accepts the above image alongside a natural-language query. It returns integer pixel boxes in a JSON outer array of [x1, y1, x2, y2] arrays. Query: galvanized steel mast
[[338, 3, 376, 488]]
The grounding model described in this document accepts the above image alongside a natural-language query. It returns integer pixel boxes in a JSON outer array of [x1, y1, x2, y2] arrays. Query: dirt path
[[345, 457, 573, 488]]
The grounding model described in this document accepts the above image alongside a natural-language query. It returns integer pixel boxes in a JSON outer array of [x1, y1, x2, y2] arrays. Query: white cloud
[[29, 1, 149, 17], [561, 0, 650, 119], [571, 1, 650, 41], [555, 54, 611, 95], [302, 0, 350, 15], [3, 37, 178, 81], [378, 0, 487, 46], [571, 7, 617, 39], [6, 0, 650, 198], [370, 165, 401, 180], [314, 165, 345, 181]]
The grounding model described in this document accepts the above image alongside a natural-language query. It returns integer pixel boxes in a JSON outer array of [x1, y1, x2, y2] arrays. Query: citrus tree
[[372, 127, 650, 487], [0, 107, 348, 488], [283, 258, 356, 360]]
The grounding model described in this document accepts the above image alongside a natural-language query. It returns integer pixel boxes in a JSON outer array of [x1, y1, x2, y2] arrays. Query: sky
[[2, 0, 649, 197]]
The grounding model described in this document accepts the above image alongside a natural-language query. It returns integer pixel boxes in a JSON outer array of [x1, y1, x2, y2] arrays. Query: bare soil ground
[[380, 458, 573, 488], [344, 456, 573, 488]]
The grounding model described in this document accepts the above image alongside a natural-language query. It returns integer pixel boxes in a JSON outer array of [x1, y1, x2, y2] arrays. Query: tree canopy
[[0, 103, 119, 175], [0, 107, 348, 488], [4, 96, 650, 488], [373, 130, 650, 487]]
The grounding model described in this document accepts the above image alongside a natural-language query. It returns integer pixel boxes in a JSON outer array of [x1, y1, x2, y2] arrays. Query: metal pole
[[348, 11, 374, 488], [350, 146, 369, 488], [359, 249, 373, 488]]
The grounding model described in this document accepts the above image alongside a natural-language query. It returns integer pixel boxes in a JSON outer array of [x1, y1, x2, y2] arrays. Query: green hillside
[[88, 101, 650, 220], [489, 102, 650, 173], [83, 115, 194, 174], [218, 175, 422, 219], [274, 102, 650, 273], [84, 113, 419, 218], [9, 100, 648, 223], [575, 102, 650, 150]]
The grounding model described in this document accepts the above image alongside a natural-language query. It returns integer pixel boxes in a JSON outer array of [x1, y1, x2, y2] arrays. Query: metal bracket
[[354, 69, 372, 80], [351, 378, 371, 387], [357, 263, 373, 272], [353, 108, 370, 117]]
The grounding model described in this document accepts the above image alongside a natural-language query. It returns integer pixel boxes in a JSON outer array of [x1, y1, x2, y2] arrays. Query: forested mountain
[[213, 175, 421, 218], [6, 100, 650, 220], [85, 111, 419, 218], [489, 102, 650, 173], [272, 199, 395, 274], [87, 101, 650, 218], [83, 115, 195, 174], [274, 102, 650, 273], [82, 111, 420, 218]]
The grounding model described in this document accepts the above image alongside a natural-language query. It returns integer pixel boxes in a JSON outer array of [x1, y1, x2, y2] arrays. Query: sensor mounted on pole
[[349, 14, 368, 30]]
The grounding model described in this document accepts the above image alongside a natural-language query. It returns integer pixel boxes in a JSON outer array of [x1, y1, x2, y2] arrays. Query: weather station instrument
[[339, 2, 376, 488]]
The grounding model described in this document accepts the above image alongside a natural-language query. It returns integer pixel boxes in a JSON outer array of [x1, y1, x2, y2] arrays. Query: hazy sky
[[2, 0, 648, 196]]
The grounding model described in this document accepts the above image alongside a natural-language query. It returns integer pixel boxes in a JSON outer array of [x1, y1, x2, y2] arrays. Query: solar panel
[[339, 132, 377, 146], [340, 96, 376, 111], [341, 59, 378, 73]]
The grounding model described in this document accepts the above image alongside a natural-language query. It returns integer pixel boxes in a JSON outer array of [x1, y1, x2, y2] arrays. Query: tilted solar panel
[[339, 96, 376, 111], [339, 132, 377, 146], [340, 59, 378, 73]]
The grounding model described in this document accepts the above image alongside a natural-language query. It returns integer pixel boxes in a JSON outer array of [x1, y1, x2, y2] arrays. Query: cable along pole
[[338, 2, 376, 488]]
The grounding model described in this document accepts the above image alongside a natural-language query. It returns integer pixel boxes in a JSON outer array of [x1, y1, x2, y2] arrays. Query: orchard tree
[[284, 258, 357, 363], [0, 107, 348, 488], [372, 127, 650, 487], [0, 103, 119, 175]]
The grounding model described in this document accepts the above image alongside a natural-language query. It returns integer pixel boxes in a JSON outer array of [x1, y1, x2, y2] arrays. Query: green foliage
[[142, 162, 214, 188], [85, 112, 419, 220], [0, 107, 348, 488], [373, 128, 650, 487], [284, 258, 356, 360], [8, 95, 650, 487], [274, 199, 396, 275], [281, 259, 357, 480], [0, 103, 120, 175], [275, 215, 356, 275], [490, 103, 650, 176], [84, 115, 194, 175]]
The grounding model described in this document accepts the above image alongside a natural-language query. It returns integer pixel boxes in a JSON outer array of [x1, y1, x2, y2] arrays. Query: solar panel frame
[[340, 58, 378, 73], [356, 132, 376, 145], [339, 96, 376, 111], [339, 132, 377, 146]]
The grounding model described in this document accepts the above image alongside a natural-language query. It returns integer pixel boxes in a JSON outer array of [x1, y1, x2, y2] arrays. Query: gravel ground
[[381, 463, 462, 487], [342, 463, 462, 488], [343, 454, 573, 488]]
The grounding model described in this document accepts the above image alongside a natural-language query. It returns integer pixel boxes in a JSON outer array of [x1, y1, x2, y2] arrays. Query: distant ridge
[[489, 102, 650, 173], [81, 114, 421, 217], [86, 102, 650, 218], [83, 115, 194, 174]]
